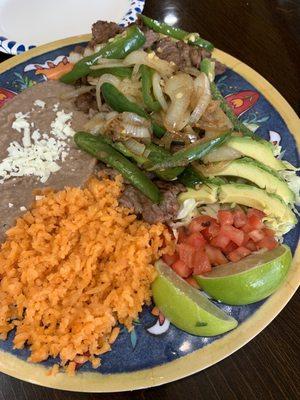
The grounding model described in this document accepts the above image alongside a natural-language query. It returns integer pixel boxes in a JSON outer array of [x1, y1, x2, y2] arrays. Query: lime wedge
[[151, 261, 238, 336], [195, 244, 292, 305]]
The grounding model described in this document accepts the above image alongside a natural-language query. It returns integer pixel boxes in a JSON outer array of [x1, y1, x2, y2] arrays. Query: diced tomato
[[228, 246, 251, 262], [257, 236, 278, 250], [210, 234, 230, 250], [162, 252, 179, 266], [172, 260, 192, 278], [263, 228, 276, 237], [192, 248, 211, 275], [202, 221, 220, 241], [185, 232, 207, 248], [205, 244, 228, 265], [177, 226, 188, 243], [245, 239, 257, 251], [223, 241, 238, 255], [177, 243, 195, 268], [248, 229, 265, 243], [218, 210, 234, 226], [220, 224, 244, 246], [185, 276, 200, 288], [248, 209, 265, 219], [247, 213, 264, 230], [233, 209, 247, 228], [188, 216, 215, 234], [242, 232, 250, 245]]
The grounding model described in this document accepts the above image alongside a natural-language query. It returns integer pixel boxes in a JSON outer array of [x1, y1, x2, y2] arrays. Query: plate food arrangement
[[0, 15, 299, 392]]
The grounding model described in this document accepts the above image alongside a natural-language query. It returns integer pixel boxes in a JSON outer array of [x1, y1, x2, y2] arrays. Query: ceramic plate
[[0, 0, 145, 54], [0, 35, 299, 392]]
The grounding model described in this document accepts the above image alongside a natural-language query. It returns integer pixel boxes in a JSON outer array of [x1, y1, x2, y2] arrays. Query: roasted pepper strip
[[101, 82, 166, 137], [61, 26, 145, 84], [178, 166, 203, 188], [88, 66, 133, 79], [74, 132, 162, 203], [200, 59, 253, 136], [139, 14, 214, 52], [141, 65, 161, 112], [150, 132, 231, 170]]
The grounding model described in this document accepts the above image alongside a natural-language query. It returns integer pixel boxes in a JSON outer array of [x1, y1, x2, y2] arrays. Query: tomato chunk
[[263, 228, 276, 237], [192, 248, 211, 275], [228, 246, 251, 262], [210, 234, 230, 250], [248, 209, 265, 219], [205, 244, 228, 265], [177, 243, 195, 268], [172, 260, 192, 278], [245, 239, 257, 251], [248, 229, 265, 243], [218, 210, 234, 226], [223, 241, 238, 255], [257, 236, 278, 250], [162, 252, 179, 266], [202, 221, 220, 241], [185, 276, 200, 288], [185, 232, 207, 248], [233, 209, 247, 228], [188, 216, 215, 234], [177, 226, 188, 243], [247, 213, 264, 230], [220, 224, 245, 246]]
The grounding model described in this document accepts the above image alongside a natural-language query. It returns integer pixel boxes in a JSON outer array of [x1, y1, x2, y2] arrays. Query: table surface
[[0, 0, 299, 399]]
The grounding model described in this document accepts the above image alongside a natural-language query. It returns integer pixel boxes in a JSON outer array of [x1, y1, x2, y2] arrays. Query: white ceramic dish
[[0, 0, 145, 54]]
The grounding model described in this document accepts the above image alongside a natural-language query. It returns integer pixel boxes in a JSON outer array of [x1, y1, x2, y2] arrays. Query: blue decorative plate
[[0, 0, 145, 55], [0, 37, 299, 392]]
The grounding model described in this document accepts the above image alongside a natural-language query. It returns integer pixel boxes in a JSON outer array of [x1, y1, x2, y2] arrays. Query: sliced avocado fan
[[179, 182, 297, 236], [197, 157, 295, 205]]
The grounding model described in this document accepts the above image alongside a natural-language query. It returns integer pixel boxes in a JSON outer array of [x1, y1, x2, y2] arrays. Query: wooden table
[[0, 0, 299, 399]]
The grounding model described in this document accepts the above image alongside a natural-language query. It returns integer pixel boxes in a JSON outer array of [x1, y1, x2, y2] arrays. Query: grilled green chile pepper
[[150, 132, 231, 170], [88, 66, 133, 79], [178, 166, 203, 188], [74, 132, 162, 203], [145, 143, 184, 180], [101, 83, 166, 138], [200, 59, 253, 136], [140, 65, 161, 112], [139, 14, 214, 52], [61, 26, 145, 84]]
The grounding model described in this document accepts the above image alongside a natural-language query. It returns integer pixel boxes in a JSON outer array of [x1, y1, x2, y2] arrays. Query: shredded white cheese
[[34, 99, 46, 109], [0, 107, 75, 184], [8, 203, 14, 208], [20, 206, 27, 212]]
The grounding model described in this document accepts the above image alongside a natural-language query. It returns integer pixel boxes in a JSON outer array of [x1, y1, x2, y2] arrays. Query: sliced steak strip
[[119, 180, 186, 225], [89, 21, 124, 47]]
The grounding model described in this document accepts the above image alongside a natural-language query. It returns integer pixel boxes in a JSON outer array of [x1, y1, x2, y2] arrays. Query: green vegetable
[[150, 132, 231, 170], [141, 65, 161, 112], [200, 59, 253, 136], [88, 66, 133, 79], [102, 82, 148, 118], [200, 58, 215, 83], [74, 132, 162, 203], [178, 166, 203, 188], [101, 82, 166, 138], [139, 14, 214, 52], [61, 26, 145, 84], [146, 143, 184, 180]]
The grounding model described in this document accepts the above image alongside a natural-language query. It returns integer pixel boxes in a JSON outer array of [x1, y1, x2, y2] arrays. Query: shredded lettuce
[[279, 170, 300, 206]]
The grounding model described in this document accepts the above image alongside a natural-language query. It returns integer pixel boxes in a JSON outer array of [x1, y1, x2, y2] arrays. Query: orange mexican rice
[[0, 175, 174, 373]]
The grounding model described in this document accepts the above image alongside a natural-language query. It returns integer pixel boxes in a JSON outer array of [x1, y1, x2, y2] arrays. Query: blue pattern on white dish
[[0, 43, 298, 374], [0, 0, 145, 55]]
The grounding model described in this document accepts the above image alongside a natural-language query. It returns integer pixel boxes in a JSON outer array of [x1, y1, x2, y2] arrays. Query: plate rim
[[0, 0, 145, 55], [0, 35, 299, 392]]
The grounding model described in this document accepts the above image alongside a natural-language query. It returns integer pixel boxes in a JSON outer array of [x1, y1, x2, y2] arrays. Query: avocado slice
[[178, 183, 218, 204], [197, 157, 295, 204], [226, 136, 286, 171], [178, 182, 296, 236], [218, 183, 297, 235]]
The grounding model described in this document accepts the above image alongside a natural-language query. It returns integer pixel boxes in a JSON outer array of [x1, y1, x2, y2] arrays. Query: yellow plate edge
[[0, 37, 299, 392]]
